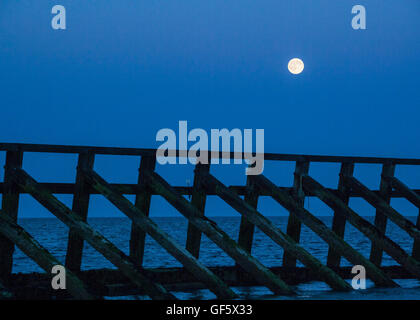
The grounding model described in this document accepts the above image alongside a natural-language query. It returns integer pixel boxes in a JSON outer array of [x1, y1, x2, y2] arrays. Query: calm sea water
[[12, 216, 420, 300]]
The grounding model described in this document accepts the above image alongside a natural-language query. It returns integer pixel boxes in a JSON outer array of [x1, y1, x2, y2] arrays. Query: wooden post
[[185, 163, 209, 258], [129, 155, 156, 266], [369, 164, 395, 266], [327, 162, 354, 267], [346, 176, 420, 242], [253, 174, 395, 288], [65, 152, 95, 272], [11, 167, 175, 300], [202, 173, 353, 291], [237, 176, 259, 253], [283, 161, 309, 267], [388, 177, 420, 261], [414, 209, 420, 260], [0, 150, 23, 279], [302, 174, 420, 280], [0, 212, 95, 300], [236, 176, 259, 280], [143, 170, 295, 295], [83, 168, 237, 299]]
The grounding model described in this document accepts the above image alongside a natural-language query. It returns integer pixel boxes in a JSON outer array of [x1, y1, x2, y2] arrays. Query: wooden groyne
[[1, 143, 420, 299]]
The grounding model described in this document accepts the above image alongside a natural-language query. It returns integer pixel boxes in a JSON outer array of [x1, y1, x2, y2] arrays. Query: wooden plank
[[389, 177, 420, 260], [369, 164, 395, 266], [346, 176, 420, 242], [327, 162, 354, 267], [0, 150, 23, 279], [11, 167, 175, 300], [0, 212, 95, 299], [7, 265, 417, 298], [237, 176, 259, 253], [2, 142, 420, 165], [129, 155, 156, 266], [302, 174, 420, 279], [283, 161, 309, 267], [253, 174, 395, 287], [186, 164, 209, 258], [1, 181, 419, 198], [390, 177, 420, 208], [65, 152, 95, 272], [143, 170, 295, 295], [202, 173, 353, 291], [82, 168, 237, 299]]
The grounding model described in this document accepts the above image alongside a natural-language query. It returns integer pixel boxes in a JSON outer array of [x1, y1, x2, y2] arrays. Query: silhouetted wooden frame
[[1, 143, 420, 299]]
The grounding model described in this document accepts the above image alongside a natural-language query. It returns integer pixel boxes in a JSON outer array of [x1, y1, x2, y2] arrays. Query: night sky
[[0, 1, 419, 217]]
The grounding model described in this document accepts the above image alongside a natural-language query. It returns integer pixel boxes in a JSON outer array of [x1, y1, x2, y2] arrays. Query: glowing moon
[[288, 58, 304, 74]]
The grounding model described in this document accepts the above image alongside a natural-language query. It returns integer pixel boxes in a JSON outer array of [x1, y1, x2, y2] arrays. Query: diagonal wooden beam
[[388, 177, 420, 260], [0, 211, 95, 300], [346, 176, 420, 242], [390, 177, 420, 208], [143, 170, 295, 295], [201, 173, 353, 291], [302, 175, 420, 279], [82, 168, 237, 300], [253, 174, 396, 287], [11, 168, 175, 300]]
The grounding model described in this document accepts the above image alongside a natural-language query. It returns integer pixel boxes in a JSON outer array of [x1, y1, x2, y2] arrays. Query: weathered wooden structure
[[1, 143, 420, 299]]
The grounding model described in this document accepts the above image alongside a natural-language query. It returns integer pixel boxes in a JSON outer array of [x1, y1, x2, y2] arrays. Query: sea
[[12, 216, 420, 300]]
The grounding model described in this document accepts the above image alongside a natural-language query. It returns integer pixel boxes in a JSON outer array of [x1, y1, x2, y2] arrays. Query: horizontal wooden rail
[[1, 143, 420, 164], [7, 265, 418, 298], [1, 182, 419, 198]]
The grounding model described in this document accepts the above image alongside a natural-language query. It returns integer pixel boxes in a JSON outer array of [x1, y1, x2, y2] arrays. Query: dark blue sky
[[0, 1, 419, 218]]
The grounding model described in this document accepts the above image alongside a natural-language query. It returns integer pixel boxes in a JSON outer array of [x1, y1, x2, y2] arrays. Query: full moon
[[288, 58, 304, 74]]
